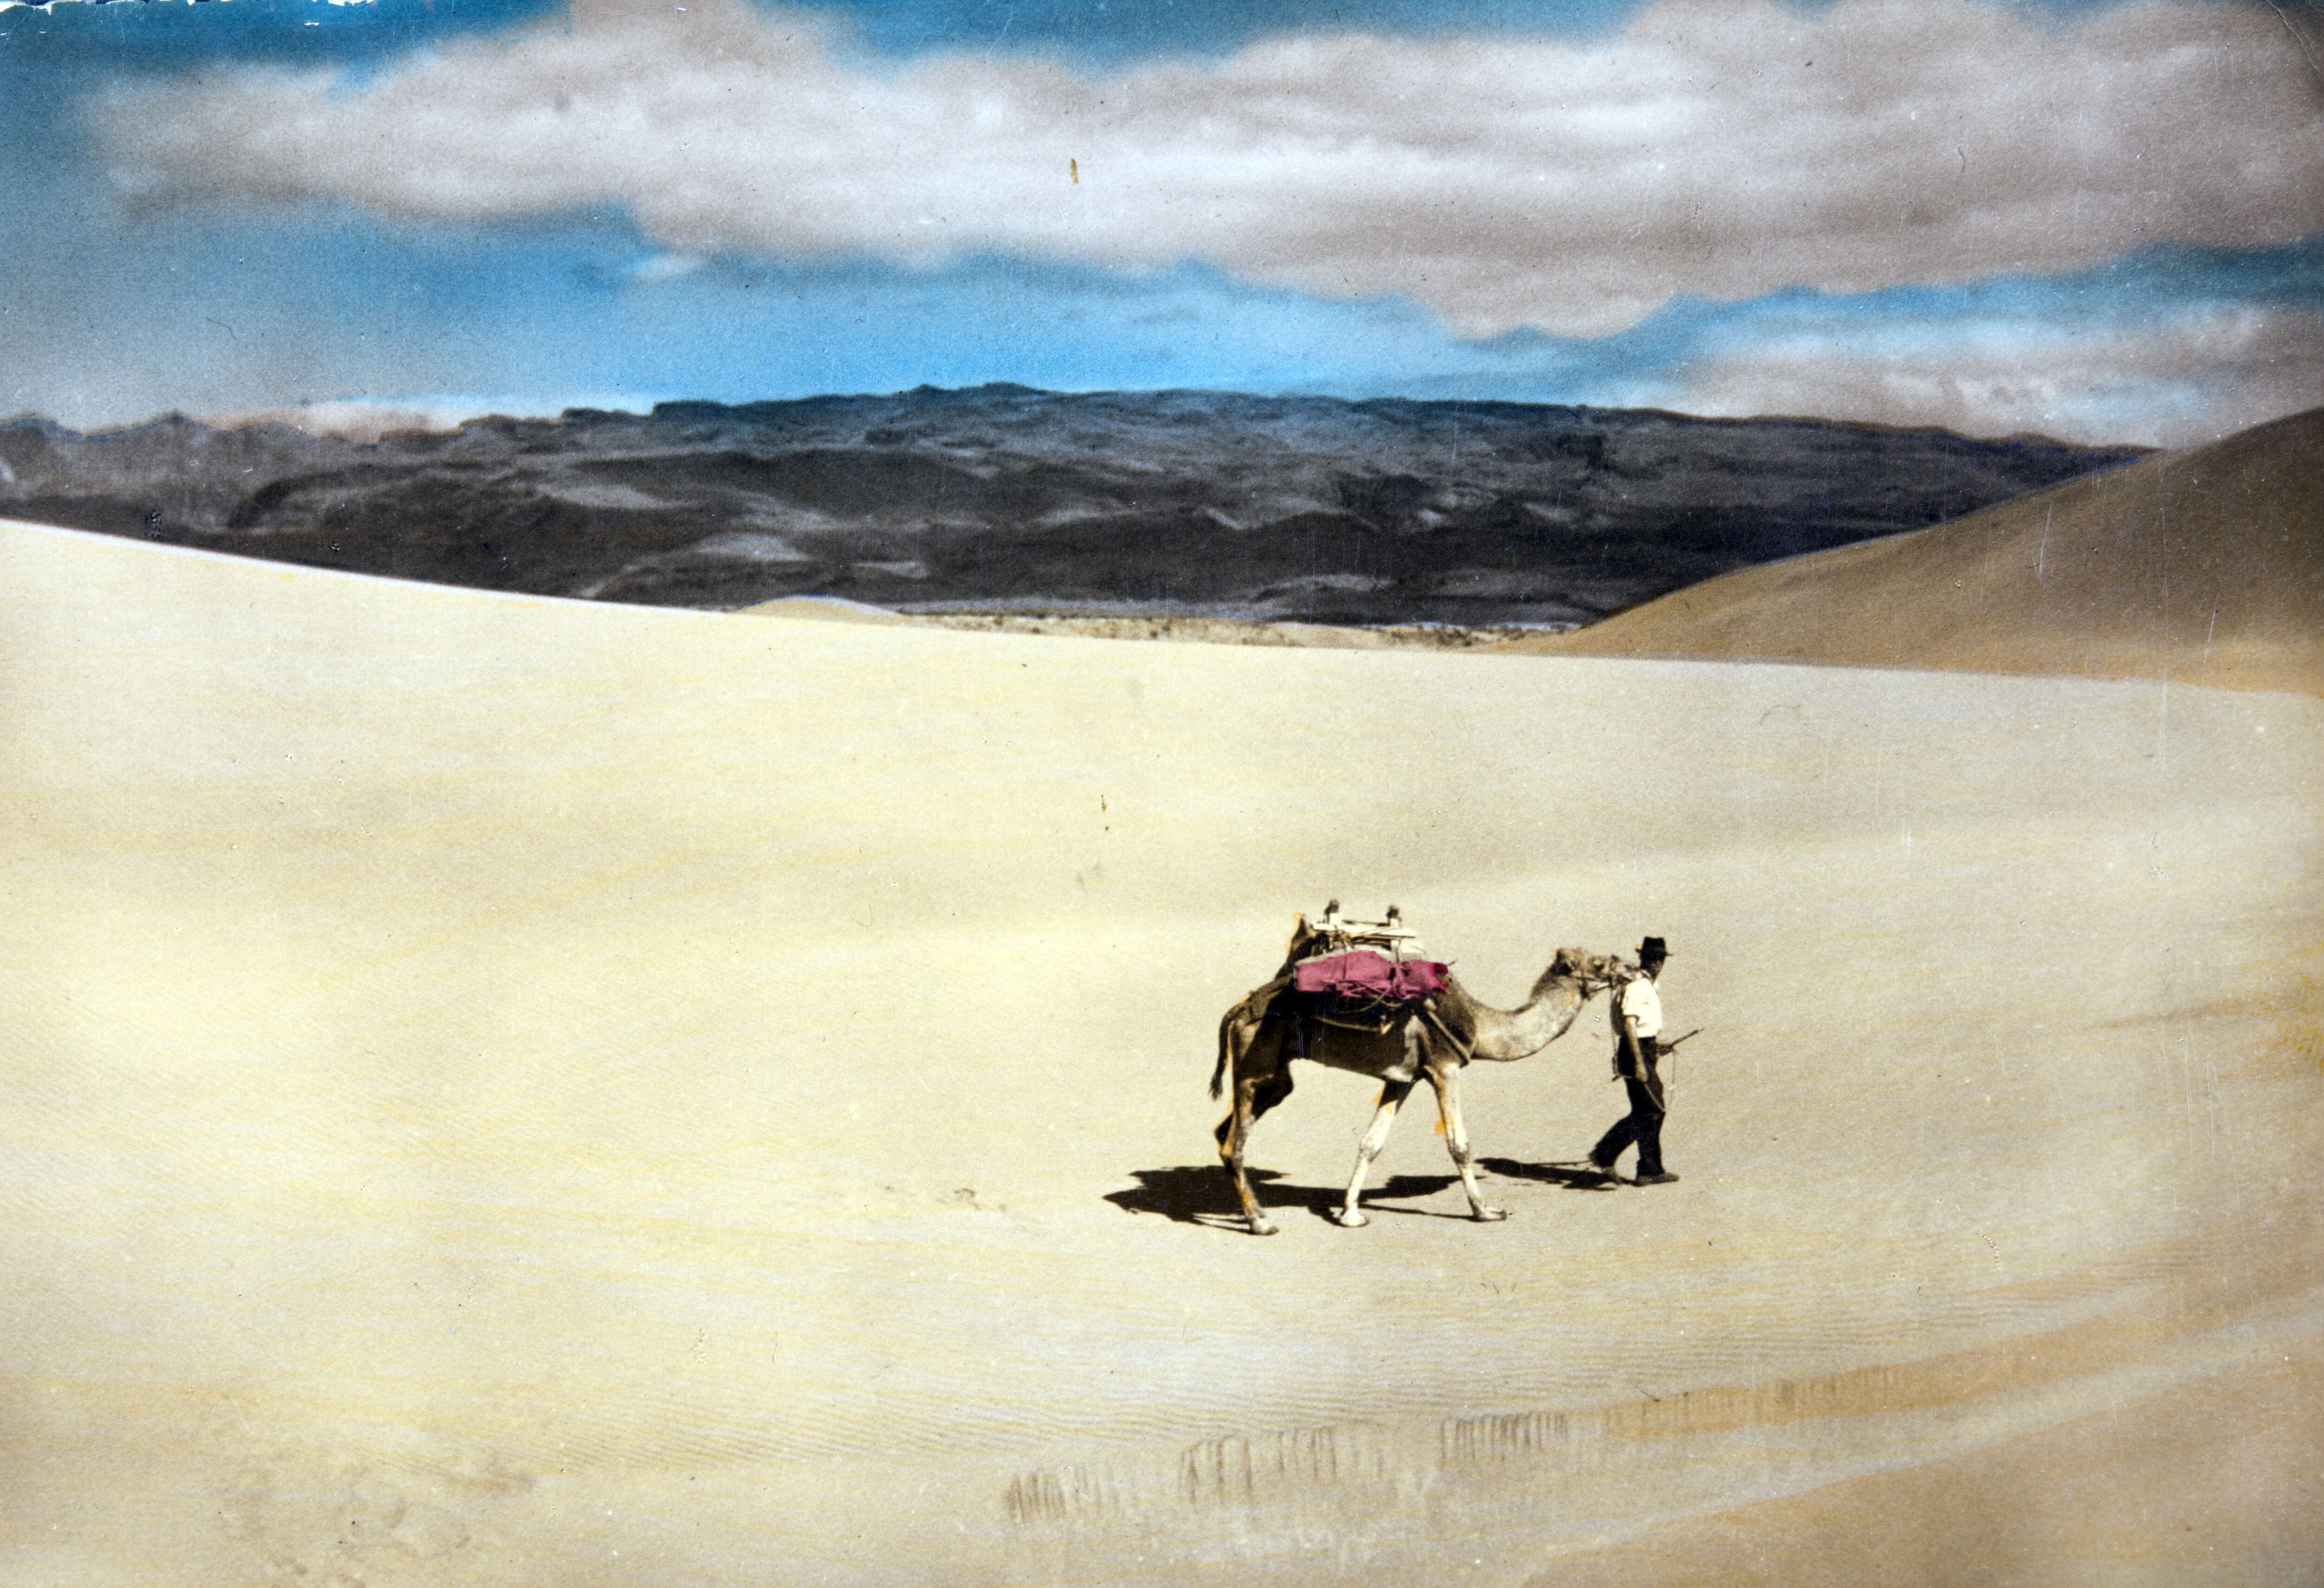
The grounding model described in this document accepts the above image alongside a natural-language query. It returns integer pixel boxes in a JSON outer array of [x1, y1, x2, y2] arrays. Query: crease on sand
[[999, 1225, 2324, 1543]]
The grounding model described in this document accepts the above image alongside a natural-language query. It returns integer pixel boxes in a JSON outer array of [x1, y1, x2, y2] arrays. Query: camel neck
[[1468, 976, 1585, 1061]]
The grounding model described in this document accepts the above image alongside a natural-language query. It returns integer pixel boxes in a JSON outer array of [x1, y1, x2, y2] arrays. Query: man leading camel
[[1589, 937, 1679, 1186]]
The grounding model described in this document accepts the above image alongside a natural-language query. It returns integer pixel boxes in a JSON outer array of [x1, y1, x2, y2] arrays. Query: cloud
[[198, 396, 576, 442], [1660, 303, 2324, 447], [625, 252, 709, 284], [94, 0, 2324, 339]]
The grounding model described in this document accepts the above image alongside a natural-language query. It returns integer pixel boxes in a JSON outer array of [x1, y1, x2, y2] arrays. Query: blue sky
[[2, 0, 2318, 444]]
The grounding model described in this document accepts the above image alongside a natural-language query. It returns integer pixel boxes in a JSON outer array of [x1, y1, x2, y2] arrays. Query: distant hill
[[0, 388, 2142, 628], [1519, 408, 2323, 695]]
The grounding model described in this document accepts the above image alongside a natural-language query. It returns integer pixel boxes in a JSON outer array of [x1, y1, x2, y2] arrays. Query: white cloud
[[1661, 304, 2324, 447], [96, 0, 2324, 339], [198, 395, 594, 441]]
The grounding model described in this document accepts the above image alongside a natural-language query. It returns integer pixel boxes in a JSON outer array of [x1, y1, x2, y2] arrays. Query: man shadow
[[1107, 1166, 1465, 1229], [1478, 1156, 1625, 1191]]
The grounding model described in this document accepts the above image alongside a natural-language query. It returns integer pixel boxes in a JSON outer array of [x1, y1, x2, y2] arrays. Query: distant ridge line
[[0, 389, 2148, 628]]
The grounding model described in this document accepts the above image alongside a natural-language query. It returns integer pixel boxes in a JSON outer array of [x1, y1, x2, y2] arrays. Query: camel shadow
[[1107, 1166, 1464, 1229], [1479, 1156, 1625, 1191]]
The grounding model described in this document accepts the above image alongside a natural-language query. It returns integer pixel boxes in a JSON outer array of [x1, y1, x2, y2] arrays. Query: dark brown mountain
[[0, 387, 2145, 627]]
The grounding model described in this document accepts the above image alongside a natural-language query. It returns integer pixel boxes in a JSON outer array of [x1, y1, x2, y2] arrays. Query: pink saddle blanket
[[1290, 949, 1449, 1003]]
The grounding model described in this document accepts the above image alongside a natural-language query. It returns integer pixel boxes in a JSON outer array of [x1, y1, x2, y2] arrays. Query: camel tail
[[1214, 978, 1287, 1098]]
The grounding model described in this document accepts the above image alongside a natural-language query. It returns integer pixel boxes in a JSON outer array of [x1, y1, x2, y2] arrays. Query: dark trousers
[[1590, 1036, 1665, 1177]]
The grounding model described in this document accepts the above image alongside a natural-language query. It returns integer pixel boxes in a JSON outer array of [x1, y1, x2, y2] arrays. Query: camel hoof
[[1474, 1206, 1509, 1222], [1334, 1209, 1370, 1228], [1249, 1220, 1280, 1237]]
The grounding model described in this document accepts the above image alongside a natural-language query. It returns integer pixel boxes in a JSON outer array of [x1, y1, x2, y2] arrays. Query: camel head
[[1547, 947, 1625, 995]]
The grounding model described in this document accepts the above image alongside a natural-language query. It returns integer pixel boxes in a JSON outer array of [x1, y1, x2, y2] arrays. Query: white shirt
[[1613, 973, 1663, 1040]]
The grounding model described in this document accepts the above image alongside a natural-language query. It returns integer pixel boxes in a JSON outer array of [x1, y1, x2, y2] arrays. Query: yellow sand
[[1524, 407, 2324, 697], [3, 517, 2318, 1586]]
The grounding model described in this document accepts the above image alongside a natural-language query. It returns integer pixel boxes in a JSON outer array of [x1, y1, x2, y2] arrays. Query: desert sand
[[3, 510, 2318, 1586], [1525, 407, 2324, 698], [742, 603, 1545, 652]]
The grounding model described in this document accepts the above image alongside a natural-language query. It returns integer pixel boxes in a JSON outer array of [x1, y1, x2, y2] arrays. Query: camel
[[1209, 939, 1623, 1236]]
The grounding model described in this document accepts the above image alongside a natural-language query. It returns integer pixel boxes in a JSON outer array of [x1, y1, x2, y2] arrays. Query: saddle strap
[[1415, 1003, 1476, 1064], [1314, 1010, 1401, 1037]]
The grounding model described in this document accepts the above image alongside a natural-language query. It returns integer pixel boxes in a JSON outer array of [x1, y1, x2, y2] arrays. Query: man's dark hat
[[1637, 936, 1670, 961]]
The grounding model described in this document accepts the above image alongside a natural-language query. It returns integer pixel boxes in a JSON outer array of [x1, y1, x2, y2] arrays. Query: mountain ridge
[[0, 387, 2146, 627]]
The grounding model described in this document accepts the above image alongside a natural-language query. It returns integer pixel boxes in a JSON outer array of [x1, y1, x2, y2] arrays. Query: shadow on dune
[[1106, 1165, 1466, 1227], [1479, 1156, 1627, 1191]]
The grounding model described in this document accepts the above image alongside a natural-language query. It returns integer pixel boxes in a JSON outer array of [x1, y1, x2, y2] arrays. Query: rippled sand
[[5, 516, 2318, 1586]]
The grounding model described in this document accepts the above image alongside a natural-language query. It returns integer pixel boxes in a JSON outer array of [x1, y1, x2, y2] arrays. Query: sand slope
[[1524, 408, 2323, 695], [2, 517, 2319, 1586]]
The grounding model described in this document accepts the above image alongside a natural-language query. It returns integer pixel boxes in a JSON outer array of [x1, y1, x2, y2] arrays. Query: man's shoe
[[1633, 1171, 1681, 1186]]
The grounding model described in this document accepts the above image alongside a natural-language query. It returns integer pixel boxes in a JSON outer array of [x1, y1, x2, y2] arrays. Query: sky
[[1, 0, 2319, 446]]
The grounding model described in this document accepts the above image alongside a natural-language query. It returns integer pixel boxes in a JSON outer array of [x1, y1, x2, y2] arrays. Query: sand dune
[[2, 515, 2318, 1586], [1524, 407, 2323, 696]]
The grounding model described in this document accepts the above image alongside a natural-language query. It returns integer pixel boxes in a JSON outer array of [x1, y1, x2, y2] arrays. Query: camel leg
[[1336, 1079, 1416, 1228], [1430, 1065, 1506, 1221], [1215, 1017, 1288, 1236], [1216, 1069, 1295, 1158], [1222, 1069, 1284, 1236]]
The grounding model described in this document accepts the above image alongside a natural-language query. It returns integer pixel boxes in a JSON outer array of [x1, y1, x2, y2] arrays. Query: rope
[[1416, 1003, 1476, 1064]]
